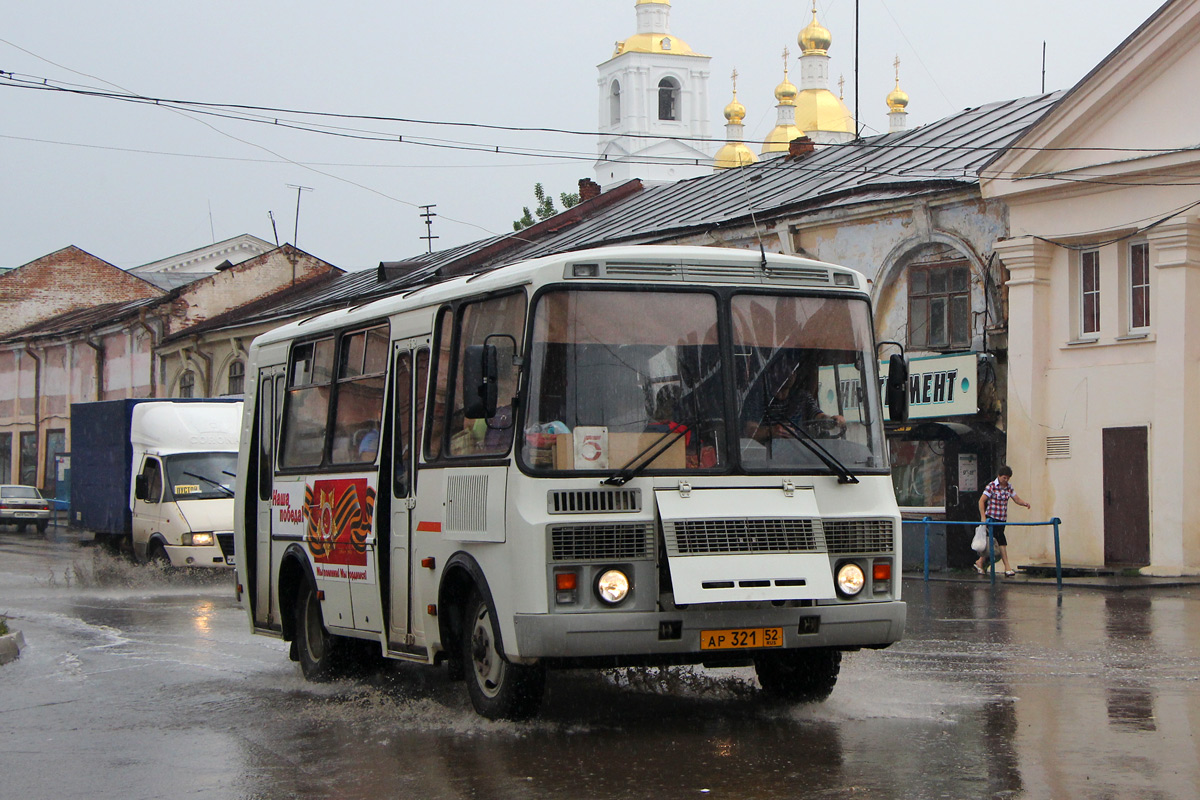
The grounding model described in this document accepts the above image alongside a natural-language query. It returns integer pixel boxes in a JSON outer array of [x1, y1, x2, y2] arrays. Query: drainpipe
[[134, 309, 160, 398], [20, 346, 43, 489], [84, 337, 105, 401]]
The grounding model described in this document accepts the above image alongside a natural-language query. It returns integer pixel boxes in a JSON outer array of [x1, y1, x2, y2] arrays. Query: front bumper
[[513, 600, 906, 660], [163, 543, 234, 569]]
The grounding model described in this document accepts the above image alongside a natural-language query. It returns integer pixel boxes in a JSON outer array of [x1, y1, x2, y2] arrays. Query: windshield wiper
[[764, 416, 859, 485], [182, 470, 235, 497], [601, 424, 691, 487]]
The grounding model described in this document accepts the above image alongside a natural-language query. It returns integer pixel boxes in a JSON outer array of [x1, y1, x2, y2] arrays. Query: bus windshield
[[522, 288, 887, 475]]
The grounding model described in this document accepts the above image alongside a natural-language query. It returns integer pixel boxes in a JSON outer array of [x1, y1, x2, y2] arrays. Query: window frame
[[1128, 241, 1151, 333], [178, 370, 196, 398], [1080, 248, 1101, 338], [906, 260, 972, 352], [657, 77, 680, 122], [227, 359, 245, 396]]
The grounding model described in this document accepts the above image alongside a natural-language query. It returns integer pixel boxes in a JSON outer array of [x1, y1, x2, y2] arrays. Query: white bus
[[234, 245, 910, 719]]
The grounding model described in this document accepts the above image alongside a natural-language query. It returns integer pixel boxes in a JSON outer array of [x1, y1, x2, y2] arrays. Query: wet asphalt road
[[1, 526, 1198, 800]]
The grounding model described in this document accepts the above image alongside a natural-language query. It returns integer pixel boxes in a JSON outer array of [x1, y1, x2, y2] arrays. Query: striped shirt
[[982, 479, 1016, 521]]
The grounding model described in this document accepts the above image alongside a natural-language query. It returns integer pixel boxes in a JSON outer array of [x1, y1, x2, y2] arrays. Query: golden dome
[[775, 65, 798, 104], [762, 121, 803, 154], [613, 32, 703, 57], [636, 0, 668, 4], [724, 94, 747, 124], [794, 88, 855, 135], [714, 141, 759, 170], [799, 5, 832, 55], [887, 84, 909, 112]]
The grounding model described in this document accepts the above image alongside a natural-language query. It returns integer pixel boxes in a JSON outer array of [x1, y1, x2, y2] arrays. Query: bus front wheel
[[462, 590, 545, 720], [295, 579, 340, 681], [754, 648, 841, 702]]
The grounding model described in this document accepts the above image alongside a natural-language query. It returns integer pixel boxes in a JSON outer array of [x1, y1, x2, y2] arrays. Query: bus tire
[[754, 648, 841, 702], [295, 578, 340, 681], [462, 589, 544, 720]]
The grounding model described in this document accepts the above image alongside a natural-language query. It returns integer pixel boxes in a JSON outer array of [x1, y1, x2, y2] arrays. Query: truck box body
[[70, 399, 242, 566]]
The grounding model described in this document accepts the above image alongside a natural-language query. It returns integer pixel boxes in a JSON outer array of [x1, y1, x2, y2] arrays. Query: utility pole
[[286, 184, 313, 248], [420, 205, 439, 253]]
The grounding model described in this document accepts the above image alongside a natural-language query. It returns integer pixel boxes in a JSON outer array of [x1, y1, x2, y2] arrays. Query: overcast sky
[[1, 0, 1167, 271]]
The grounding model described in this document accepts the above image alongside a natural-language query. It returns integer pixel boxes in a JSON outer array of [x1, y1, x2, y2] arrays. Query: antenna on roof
[[268, 211, 280, 247], [1041, 41, 1047, 93], [286, 184, 313, 247], [420, 205, 439, 253]]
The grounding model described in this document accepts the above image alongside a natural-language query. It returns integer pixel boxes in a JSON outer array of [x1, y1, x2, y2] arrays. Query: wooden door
[[1102, 427, 1150, 566]]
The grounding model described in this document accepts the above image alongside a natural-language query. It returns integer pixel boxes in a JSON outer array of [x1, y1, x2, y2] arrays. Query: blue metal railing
[[903, 517, 1065, 589]]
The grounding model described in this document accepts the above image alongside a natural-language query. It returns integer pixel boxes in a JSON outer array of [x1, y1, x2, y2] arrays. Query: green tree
[[513, 183, 581, 231]]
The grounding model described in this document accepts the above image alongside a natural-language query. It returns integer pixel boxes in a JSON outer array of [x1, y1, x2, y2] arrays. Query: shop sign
[[879, 353, 978, 420]]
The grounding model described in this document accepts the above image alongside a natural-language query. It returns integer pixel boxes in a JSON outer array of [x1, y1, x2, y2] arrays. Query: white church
[[595, 0, 908, 185]]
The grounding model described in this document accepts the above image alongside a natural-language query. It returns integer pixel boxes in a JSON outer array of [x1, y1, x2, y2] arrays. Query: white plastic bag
[[971, 524, 988, 552]]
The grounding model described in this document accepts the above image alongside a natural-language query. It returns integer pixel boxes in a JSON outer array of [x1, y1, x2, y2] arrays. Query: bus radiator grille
[[822, 519, 896, 554], [664, 519, 825, 555], [550, 523, 653, 561]]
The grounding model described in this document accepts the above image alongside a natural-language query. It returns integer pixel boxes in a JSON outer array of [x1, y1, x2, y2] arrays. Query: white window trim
[[1077, 248, 1102, 341], [1126, 240, 1151, 334]]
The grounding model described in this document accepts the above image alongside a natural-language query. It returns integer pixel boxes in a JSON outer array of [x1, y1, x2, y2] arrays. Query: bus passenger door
[[387, 341, 429, 655], [253, 368, 286, 630]]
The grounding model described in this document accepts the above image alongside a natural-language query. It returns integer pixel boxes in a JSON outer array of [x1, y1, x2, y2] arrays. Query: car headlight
[[184, 532, 215, 547], [836, 562, 865, 597], [596, 569, 630, 605]]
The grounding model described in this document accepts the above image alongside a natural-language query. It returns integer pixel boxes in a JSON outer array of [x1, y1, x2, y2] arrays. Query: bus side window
[[280, 338, 334, 469], [426, 310, 453, 460], [330, 326, 388, 465], [393, 352, 413, 497], [447, 293, 526, 457], [257, 375, 273, 501]]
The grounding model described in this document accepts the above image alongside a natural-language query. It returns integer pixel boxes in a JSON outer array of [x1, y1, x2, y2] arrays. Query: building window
[[19, 431, 37, 487], [227, 360, 245, 396], [1081, 249, 1101, 337], [908, 261, 971, 350], [0, 433, 11, 484], [610, 80, 621, 125], [658, 78, 679, 121], [1130, 242, 1150, 331], [179, 370, 196, 398]]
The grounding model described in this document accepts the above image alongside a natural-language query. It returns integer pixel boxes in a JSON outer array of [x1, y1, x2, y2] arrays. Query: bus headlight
[[836, 562, 865, 597], [596, 569, 630, 605], [183, 532, 215, 547]]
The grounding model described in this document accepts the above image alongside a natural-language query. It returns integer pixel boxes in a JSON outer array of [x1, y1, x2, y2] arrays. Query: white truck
[[70, 399, 242, 568]]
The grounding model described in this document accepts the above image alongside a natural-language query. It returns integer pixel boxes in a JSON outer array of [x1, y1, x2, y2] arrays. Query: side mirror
[[463, 344, 498, 420], [134, 474, 149, 501], [886, 353, 910, 423]]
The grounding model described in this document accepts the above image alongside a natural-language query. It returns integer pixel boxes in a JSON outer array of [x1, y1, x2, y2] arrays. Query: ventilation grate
[[548, 488, 642, 514], [822, 519, 895, 554], [1046, 436, 1071, 459], [446, 474, 488, 532], [664, 518, 824, 555], [551, 523, 653, 561]]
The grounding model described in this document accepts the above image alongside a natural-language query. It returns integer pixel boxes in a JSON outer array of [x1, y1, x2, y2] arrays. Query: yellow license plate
[[700, 627, 784, 651]]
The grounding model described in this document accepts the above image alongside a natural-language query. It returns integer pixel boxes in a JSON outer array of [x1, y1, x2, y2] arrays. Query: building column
[[1145, 220, 1200, 574], [994, 236, 1055, 561]]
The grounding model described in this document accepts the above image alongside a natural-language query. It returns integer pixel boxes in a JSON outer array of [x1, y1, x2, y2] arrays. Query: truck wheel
[[295, 579, 340, 681], [147, 541, 171, 568], [754, 648, 841, 702], [462, 589, 545, 720]]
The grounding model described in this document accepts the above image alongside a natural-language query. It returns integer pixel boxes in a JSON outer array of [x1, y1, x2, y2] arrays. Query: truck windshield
[[163, 452, 238, 500], [522, 288, 887, 475]]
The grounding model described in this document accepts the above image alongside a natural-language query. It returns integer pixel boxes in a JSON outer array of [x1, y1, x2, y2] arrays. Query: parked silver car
[[0, 485, 51, 533]]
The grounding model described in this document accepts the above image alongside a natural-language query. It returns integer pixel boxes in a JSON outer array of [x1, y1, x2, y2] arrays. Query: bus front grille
[[548, 488, 642, 514], [551, 523, 653, 561], [664, 519, 825, 555], [822, 519, 895, 554]]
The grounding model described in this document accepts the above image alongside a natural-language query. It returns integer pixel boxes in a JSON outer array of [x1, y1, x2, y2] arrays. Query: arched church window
[[658, 78, 679, 121], [610, 81, 621, 125], [227, 360, 245, 396], [907, 249, 972, 350], [179, 370, 196, 398]]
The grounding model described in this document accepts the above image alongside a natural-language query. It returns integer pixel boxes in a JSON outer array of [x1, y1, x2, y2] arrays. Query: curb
[[0, 631, 25, 665]]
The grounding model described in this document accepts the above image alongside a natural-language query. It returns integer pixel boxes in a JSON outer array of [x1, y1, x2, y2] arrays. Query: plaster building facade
[[0, 244, 340, 493], [982, 0, 1200, 574]]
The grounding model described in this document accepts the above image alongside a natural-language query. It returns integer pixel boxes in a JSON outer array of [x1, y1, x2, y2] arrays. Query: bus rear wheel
[[462, 590, 545, 720], [754, 648, 841, 702], [295, 579, 340, 681]]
